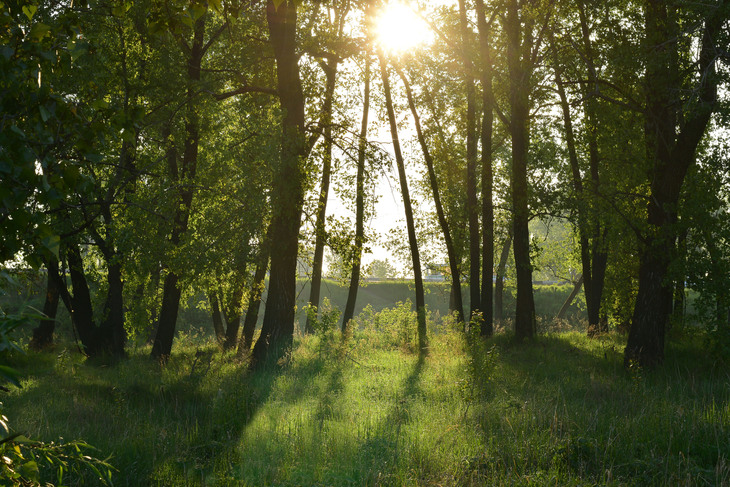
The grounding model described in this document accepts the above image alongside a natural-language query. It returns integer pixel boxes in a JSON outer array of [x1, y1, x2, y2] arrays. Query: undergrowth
[[1, 313, 728, 486]]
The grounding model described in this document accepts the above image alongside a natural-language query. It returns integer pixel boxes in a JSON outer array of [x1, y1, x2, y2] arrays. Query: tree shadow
[[353, 353, 425, 485]]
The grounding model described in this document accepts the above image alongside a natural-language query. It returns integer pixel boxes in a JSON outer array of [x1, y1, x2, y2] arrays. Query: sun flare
[[374, 3, 432, 54]]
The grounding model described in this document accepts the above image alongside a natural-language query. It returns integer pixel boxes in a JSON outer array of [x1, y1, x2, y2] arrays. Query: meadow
[[3, 306, 729, 486]]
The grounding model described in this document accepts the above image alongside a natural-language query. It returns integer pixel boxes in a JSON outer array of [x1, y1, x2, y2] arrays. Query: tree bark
[[458, 0, 481, 321], [252, 0, 307, 368], [305, 59, 338, 334], [476, 0, 494, 336], [342, 56, 371, 334], [239, 243, 270, 356], [495, 232, 512, 324], [506, 0, 536, 340], [222, 277, 245, 351], [209, 291, 226, 344], [379, 53, 428, 354], [151, 10, 206, 361], [625, 0, 721, 367], [397, 66, 464, 325], [30, 258, 60, 351]]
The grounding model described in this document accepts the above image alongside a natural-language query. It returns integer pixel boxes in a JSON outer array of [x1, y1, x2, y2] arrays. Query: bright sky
[[322, 1, 448, 276]]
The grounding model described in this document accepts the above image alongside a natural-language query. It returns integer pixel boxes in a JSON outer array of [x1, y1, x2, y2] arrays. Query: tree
[[379, 52, 428, 353], [503, 0, 550, 340], [625, 0, 725, 367], [251, 0, 309, 367], [342, 55, 372, 334]]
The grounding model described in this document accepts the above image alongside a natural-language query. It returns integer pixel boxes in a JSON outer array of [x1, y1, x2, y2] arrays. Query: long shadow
[[354, 353, 425, 485], [170, 347, 332, 485]]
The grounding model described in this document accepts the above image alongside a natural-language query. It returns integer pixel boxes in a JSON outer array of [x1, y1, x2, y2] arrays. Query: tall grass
[[2, 314, 728, 486]]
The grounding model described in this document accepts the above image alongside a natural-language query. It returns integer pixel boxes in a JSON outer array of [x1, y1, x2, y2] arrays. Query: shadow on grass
[[356, 354, 425, 482], [2, 344, 288, 486]]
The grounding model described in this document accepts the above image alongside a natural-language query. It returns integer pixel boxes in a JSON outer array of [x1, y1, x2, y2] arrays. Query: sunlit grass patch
[[1, 323, 728, 485]]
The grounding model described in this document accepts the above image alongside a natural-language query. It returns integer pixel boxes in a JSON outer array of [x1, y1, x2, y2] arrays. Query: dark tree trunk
[[222, 279, 245, 351], [151, 12, 206, 361], [625, 0, 720, 367], [305, 60, 338, 334], [495, 233, 512, 324], [552, 37, 607, 336], [458, 0, 481, 320], [102, 258, 126, 357], [342, 56, 371, 334], [379, 54, 428, 354], [476, 0, 494, 336], [252, 0, 307, 368], [239, 243, 270, 356], [63, 244, 102, 356], [30, 259, 61, 351], [209, 291, 226, 344], [506, 0, 536, 340], [577, 1, 609, 335], [397, 66, 464, 325]]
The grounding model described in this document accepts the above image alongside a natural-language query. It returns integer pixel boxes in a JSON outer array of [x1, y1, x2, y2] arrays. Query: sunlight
[[374, 2, 432, 54]]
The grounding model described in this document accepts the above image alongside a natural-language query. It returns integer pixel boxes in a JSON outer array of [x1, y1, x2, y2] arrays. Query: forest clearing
[[3, 316, 730, 486], [2, 0, 730, 484]]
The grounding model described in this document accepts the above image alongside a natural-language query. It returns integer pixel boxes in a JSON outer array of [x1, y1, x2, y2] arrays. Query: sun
[[374, 2, 432, 54]]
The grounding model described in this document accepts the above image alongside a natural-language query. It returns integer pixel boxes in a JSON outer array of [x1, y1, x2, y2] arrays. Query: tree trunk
[[625, 0, 720, 367], [506, 0, 536, 340], [63, 244, 101, 355], [305, 59, 338, 334], [209, 291, 226, 344], [151, 11, 206, 361], [342, 56, 371, 334], [30, 258, 60, 351], [577, 1, 609, 335], [239, 243, 270, 356], [222, 278, 245, 351], [495, 233, 512, 324], [476, 0, 494, 336], [252, 0, 307, 368], [458, 0, 481, 321], [557, 274, 583, 321], [397, 66, 464, 325], [379, 53, 428, 354]]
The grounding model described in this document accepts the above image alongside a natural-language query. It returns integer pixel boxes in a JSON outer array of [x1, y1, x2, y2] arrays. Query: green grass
[[2, 323, 729, 486]]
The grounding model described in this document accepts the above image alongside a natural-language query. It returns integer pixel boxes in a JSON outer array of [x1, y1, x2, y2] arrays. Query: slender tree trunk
[[506, 0, 536, 340], [64, 244, 99, 354], [222, 276, 245, 351], [379, 53, 428, 354], [458, 0, 481, 320], [306, 61, 338, 334], [577, 1, 609, 335], [151, 12, 206, 361], [495, 232, 512, 324], [209, 291, 226, 344], [476, 0, 494, 336], [342, 56, 371, 334], [239, 244, 270, 356], [252, 0, 307, 367], [397, 66, 464, 325], [557, 274, 583, 321], [625, 0, 720, 367], [30, 258, 60, 351], [552, 40, 599, 335]]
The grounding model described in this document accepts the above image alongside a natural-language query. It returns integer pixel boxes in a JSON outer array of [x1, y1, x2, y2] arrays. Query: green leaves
[[21, 4, 36, 20], [111, 1, 131, 17]]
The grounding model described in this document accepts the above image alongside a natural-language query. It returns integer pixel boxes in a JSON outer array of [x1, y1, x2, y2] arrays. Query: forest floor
[[3, 323, 729, 486]]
